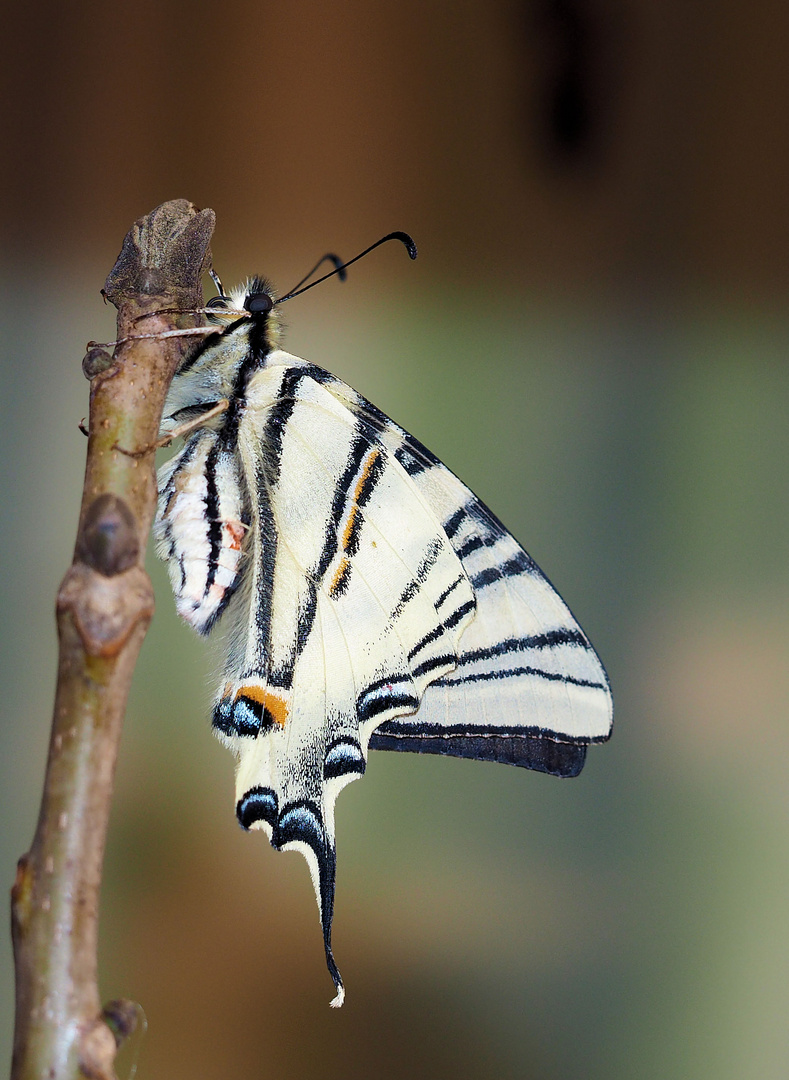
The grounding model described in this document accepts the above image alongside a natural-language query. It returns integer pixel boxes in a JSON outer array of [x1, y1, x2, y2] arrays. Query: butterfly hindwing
[[155, 428, 249, 634], [207, 355, 477, 1005]]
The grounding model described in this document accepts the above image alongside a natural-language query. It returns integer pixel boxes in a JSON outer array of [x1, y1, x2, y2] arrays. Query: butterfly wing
[[156, 347, 612, 1006], [323, 377, 613, 773], [154, 428, 250, 634], [207, 356, 477, 1005]]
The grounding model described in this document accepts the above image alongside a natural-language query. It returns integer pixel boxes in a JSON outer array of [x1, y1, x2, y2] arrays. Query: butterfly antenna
[[209, 268, 228, 300], [285, 253, 347, 297], [276, 231, 418, 304]]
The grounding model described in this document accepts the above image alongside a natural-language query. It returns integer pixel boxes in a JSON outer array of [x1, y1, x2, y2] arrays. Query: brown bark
[[10, 200, 214, 1080]]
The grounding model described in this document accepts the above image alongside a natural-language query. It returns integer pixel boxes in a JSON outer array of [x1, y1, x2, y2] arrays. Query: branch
[[10, 200, 215, 1080]]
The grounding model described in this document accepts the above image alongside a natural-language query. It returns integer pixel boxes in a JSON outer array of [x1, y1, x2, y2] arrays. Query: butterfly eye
[[244, 292, 273, 315]]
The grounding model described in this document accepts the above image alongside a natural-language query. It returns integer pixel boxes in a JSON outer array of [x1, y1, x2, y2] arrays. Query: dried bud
[[76, 494, 139, 576]]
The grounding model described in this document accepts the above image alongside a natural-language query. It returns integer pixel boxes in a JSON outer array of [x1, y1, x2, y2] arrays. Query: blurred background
[[1, 1, 788, 1077]]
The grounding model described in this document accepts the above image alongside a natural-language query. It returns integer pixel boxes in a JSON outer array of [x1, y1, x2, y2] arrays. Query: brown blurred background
[[2, 2, 788, 1077]]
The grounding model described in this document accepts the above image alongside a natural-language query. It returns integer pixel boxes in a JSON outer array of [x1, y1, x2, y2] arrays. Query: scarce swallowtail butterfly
[[153, 233, 613, 1007]]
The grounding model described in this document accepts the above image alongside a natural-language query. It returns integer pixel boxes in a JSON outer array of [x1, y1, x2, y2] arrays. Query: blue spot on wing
[[275, 802, 325, 850], [236, 786, 279, 830], [324, 738, 366, 779]]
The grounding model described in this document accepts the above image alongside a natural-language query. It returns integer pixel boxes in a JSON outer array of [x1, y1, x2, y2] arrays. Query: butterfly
[[153, 234, 613, 1006]]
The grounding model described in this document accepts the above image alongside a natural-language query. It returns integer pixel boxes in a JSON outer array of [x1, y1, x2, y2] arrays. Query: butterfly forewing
[[321, 378, 613, 771]]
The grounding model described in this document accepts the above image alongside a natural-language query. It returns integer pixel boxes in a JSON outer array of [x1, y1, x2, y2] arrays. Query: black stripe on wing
[[440, 500, 527, 567], [446, 628, 592, 668], [357, 677, 420, 724], [332, 384, 448, 488], [351, 452, 386, 545], [394, 443, 429, 476], [432, 628, 609, 692], [250, 457, 279, 672], [469, 550, 537, 589], [156, 433, 204, 562], [295, 429, 387, 659], [158, 433, 202, 512], [434, 662, 605, 691], [246, 369, 310, 677], [320, 437, 370, 571], [389, 536, 456, 619], [340, 391, 549, 570], [204, 446, 222, 586], [199, 447, 252, 636], [368, 722, 587, 777], [435, 575, 465, 609]]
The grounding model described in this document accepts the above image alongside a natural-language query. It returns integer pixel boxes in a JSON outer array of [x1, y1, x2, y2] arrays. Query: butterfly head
[[207, 276, 283, 346]]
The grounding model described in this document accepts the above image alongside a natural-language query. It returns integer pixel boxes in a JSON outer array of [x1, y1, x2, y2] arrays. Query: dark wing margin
[[368, 723, 588, 777]]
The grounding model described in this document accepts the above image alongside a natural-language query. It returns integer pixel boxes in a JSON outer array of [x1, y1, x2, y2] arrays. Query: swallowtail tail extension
[[153, 235, 613, 1006]]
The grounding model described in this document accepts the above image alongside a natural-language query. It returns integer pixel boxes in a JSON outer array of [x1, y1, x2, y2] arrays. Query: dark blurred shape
[[82, 346, 114, 380], [2, 1, 789, 293], [530, 0, 614, 168], [100, 998, 140, 1046]]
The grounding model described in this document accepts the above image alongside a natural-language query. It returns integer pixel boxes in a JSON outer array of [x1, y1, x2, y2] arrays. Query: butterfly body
[[154, 275, 613, 1006]]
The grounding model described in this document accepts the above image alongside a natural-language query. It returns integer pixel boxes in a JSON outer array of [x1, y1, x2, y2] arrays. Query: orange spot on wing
[[354, 449, 380, 502], [329, 447, 382, 598], [234, 685, 289, 727], [341, 504, 359, 551], [340, 448, 380, 552], [329, 555, 350, 595]]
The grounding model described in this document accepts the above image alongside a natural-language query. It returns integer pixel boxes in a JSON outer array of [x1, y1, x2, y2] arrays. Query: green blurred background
[[2, 2, 788, 1077]]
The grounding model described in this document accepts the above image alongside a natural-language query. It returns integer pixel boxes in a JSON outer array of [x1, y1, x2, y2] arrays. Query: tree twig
[[10, 199, 214, 1080]]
